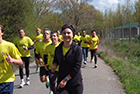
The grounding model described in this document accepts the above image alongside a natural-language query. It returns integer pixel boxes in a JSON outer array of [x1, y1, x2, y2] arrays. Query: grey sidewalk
[[13, 55, 125, 94]]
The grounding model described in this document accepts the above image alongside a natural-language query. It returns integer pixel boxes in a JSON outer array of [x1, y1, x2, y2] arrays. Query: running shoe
[[36, 67, 39, 73], [95, 64, 97, 68], [26, 77, 30, 85], [84, 61, 87, 65], [49, 91, 54, 94], [45, 76, 49, 88], [19, 79, 25, 88]]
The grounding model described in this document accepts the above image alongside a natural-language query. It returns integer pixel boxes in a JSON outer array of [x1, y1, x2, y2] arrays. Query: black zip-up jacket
[[53, 41, 83, 87]]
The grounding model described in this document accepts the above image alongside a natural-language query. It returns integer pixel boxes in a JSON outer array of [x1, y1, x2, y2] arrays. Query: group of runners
[[0, 24, 99, 94]]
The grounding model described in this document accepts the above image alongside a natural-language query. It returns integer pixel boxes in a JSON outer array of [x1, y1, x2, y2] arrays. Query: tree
[[41, 13, 63, 31], [0, 0, 38, 41], [133, 0, 140, 22]]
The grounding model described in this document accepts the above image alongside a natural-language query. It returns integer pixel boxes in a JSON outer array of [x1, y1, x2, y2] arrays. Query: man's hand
[[51, 64, 57, 73], [6, 53, 14, 63], [45, 64, 48, 71], [23, 46, 28, 50], [38, 40, 42, 42], [39, 58, 43, 66], [57, 79, 67, 89]]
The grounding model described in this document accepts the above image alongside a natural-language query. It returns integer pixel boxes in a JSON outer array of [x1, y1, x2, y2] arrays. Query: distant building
[[115, 22, 139, 38]]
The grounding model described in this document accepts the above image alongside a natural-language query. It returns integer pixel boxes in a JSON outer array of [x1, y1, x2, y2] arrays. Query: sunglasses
[[43, 32, 50, 35]]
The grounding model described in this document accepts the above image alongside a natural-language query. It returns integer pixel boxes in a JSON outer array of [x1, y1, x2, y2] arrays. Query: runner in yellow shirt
[[57, 30, 63, 43], [80, 30, 90, 64], [0, 25, 23, 94], [32, 28, 43, 73], [44, 31, 59, 94], [14, 28, 34, 88], [73, 32, 81, 46], [35, 28, 52, 89], [87, 30, 99, 68]]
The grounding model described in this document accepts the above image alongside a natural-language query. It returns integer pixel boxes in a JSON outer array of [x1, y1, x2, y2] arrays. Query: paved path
[[13, 55, 125, 94]]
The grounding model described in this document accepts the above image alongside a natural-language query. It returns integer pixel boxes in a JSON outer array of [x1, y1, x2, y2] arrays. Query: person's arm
[[26, 37, 35, 50], [68, 47, 82, 79], [44, 55, 48, 65], [6, 53, 23, 66], [87, 41, 92, 44], [23, 44, 34, 50], [36, 53, 41, 60], [27, 44, 34, 50], [58, 47, 82, 89], [97, 37, 99, 45], [44, 54, 49, 71], [59, 37, 63, 42], [51, 48, 59, 73]]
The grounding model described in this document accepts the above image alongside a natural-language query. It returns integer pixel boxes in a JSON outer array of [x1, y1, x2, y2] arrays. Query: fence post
[[121, 25, 124, 44], [139, 22, 140, 45], [129, 23, 131, 45], [114, 27, 116, 41]]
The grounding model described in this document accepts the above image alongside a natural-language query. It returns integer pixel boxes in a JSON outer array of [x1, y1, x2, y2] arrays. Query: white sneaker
[[49, 91, 53, 94], [19, 79, 25, 88], [45, 76, 50, 88], [26, 77, 30, 85], [36, 67, 39, 73], [84, 61, 87, 65]]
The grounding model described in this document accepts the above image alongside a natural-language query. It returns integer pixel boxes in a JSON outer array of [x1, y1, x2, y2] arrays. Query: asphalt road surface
[[13, 54, 125, 94]]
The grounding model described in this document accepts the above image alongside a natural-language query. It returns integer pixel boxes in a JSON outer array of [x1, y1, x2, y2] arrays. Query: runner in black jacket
[[51, 24, 83, 94]]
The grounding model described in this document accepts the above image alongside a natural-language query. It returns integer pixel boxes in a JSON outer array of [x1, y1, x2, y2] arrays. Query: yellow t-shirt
[[58, 35, 63, 43], [88, 35, 99, 50], [44, 43, 59, 71], [14, 36, 34, 57], [32, 34, 43, 49], [35, 41, 52, 67], [73, 35, 81, 44], [62, 46, 70, 56], [0, 40, 21, 83], [80, 35, 90, 47]]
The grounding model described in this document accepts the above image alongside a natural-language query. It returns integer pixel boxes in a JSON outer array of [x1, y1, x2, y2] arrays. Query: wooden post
[[139, 21, 140, 45], [121, 25, 124, 44], [129, 23, 131, 45]]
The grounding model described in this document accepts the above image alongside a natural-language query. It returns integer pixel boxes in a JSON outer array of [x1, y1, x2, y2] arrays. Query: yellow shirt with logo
[[14, 36, 34, 57], [0, 40, 21, 83], [35, 41, 52, 67], [73, 35, 81, 45], [32, 34, 43, 49], [44, 43, 59, 71], [80, 35, 90, 47], [88, 35, 99, 50]]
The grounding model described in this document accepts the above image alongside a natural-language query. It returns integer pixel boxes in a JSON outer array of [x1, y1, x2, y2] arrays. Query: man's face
[[19, 29, 25, 38], [77, 32, 80, 36], [36, 30, 40, 35], [51, 33, 58, 43], [92, 31, 96, 37], [0, 27, 4, 38], [43, 30, 50, 40], [82, 31, 86, 36]]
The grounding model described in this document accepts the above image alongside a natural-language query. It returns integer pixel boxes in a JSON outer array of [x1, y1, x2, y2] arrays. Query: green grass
[[98, 40, 140, 94]]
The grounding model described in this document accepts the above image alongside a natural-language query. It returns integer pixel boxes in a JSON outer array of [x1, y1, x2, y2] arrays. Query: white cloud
[[90, 0, 138, 12]]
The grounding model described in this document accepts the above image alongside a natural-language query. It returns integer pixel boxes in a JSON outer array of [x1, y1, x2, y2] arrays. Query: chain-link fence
[[103, 22, 140, 45]]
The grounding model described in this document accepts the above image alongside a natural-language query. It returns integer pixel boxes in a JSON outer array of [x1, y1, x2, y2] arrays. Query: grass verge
[[98, 41, 140, 94]]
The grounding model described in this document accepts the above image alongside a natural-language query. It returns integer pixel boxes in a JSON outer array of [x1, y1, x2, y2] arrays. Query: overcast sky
[[90, 0, 138, 12]]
